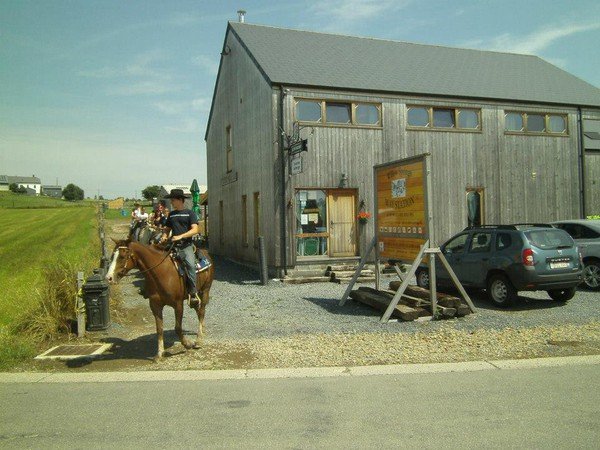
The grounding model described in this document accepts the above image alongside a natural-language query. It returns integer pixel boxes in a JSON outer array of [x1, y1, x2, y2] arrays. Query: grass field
[[0, 191, 90, 209], [0, 207, 99, 368]]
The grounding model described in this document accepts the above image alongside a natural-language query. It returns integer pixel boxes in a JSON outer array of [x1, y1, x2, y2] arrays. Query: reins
[[121, 242, 175, 275]]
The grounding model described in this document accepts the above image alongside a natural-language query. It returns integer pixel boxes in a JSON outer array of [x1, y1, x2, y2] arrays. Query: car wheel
[[416, 268, 430, 289], [487, 274, 517, 307], [582, 261, 600, 291], [547, 287, 576, 302]]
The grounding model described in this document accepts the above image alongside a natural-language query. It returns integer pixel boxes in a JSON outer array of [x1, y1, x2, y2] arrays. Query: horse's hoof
[[192, 342, 201, 349], [182, 339, 194, 350], [153, 355, 164, 362]]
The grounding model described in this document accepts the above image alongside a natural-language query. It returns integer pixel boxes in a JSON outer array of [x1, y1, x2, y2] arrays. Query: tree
[[62, 183, 84, 201], [16, 186, 27, 194], [8, 183, 18, 193], [142, 185, 161, 201]]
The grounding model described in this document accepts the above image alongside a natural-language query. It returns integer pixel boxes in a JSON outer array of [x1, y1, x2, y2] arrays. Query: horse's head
[[106, 239, 137, 283]]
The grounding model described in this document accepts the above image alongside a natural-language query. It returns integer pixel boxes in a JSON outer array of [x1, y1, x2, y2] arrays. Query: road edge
[[1, 354, 599, 383]]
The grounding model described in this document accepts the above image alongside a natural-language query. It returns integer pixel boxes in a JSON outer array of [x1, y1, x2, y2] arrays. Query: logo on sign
[[391, 178, 406, 198]]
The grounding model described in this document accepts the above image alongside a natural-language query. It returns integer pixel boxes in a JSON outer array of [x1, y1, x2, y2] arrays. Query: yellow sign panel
[[375, 156, 429, 262]]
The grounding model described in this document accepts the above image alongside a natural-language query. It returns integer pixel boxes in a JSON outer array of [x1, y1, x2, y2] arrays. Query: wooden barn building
[[205, 21, 600, 277]]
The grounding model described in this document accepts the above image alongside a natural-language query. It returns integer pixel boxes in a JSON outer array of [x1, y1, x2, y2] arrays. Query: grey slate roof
[[229, 22, 600, 108], [0, 175, 41, 184]]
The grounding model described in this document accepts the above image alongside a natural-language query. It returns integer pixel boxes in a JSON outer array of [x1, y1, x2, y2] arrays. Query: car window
[[496, 232, 512, 250], [469, 232, 492, 253], [580, 225, 600, 239], [444, 234, 468, 254], [525, 229, 573, 249]]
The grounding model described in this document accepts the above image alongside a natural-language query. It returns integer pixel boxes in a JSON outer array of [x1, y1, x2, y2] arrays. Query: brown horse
[[106, 239, 214, 359]]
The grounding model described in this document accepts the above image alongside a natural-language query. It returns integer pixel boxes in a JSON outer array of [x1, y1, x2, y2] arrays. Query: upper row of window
[[295, 99, 569, 135]]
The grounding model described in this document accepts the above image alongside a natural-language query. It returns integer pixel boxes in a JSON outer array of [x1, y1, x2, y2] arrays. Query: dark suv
[[415, 224, 583, 307]]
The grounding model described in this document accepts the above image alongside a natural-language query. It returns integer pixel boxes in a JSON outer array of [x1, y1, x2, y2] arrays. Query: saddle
[[170, 246, 212, 280]]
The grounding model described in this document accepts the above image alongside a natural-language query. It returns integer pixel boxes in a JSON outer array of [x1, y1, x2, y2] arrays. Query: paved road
[[1, 359, 599, 449]]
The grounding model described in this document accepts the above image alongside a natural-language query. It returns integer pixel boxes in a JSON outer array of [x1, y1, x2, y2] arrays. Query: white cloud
[[191, 97, 210, 112], [310, 0, 411, 24], [191, 55, 219, 76], [463, 22, 600, 55], [165, 118, 201, 134]]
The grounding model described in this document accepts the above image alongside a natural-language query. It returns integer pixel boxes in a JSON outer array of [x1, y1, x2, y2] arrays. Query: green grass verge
[[0, 207, 99, 368]]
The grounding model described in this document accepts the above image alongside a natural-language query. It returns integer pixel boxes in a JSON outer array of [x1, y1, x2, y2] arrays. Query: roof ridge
[[228, 21, 540, 59]]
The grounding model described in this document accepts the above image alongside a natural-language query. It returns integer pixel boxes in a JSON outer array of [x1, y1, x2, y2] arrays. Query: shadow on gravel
[[440, 288, 567, 312], [63, 331, 186, 369], [211, 256, 263, 285], [303, 297, 380, 317]]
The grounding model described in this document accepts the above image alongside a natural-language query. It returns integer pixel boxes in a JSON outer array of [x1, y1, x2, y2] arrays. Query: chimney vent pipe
[[237, 10, 246, 23]]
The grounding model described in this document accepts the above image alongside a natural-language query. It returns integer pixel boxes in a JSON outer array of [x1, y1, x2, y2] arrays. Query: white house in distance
[[0, 175, 42, 195]]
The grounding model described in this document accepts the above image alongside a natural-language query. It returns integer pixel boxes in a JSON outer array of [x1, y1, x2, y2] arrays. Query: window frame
[[504, 111, 569, 136], [225, 125, 233, 173], [241, 194, 248, 247], [407, 105, 482, 132], [295, 98, 382, 128]]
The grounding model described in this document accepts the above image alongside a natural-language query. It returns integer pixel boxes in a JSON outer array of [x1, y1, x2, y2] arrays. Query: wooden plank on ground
[[282, 276, 330, 284], [388, 281, 467, 311], [349, 289, 427, 321]]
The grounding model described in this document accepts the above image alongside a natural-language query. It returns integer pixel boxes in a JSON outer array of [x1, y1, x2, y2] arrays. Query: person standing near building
[[160, 189, 200, 307]]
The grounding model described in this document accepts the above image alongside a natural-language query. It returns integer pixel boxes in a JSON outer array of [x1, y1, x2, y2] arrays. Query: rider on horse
[[160, 189, 201, 307]]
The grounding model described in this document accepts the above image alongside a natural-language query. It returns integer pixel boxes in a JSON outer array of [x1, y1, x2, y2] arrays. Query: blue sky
[[1, 0, 599, 198]]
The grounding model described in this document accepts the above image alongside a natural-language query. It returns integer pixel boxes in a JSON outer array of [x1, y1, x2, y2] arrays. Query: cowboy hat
[[164, 188, 188, 200]]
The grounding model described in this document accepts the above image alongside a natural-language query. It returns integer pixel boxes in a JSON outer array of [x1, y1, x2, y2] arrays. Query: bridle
[[116, 242, 175, 277]]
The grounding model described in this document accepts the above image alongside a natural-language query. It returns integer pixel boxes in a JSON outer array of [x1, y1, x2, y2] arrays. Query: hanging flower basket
[[357, 211, 371, 224]]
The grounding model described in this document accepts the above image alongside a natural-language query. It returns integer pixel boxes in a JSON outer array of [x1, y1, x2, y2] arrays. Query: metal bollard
[[258, 235, 268, 285]]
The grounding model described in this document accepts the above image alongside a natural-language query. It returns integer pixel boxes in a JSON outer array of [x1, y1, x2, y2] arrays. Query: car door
[[459, 231, 493, 287], [438, 233, 470, 284]]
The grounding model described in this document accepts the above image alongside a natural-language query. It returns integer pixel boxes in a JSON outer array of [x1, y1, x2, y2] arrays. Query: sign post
[[340, 153, 475, 321]]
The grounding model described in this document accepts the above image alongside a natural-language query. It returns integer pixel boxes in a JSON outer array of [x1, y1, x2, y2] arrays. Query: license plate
[[550, 262, 569, 269]]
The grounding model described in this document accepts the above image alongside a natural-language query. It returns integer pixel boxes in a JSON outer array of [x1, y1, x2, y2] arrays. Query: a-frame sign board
[[339, 154, 476, 321]]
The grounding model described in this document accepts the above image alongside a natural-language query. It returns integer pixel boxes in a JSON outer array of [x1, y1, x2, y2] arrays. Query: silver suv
[[552, 219, 600, 291], [415, 224, 583, 307]]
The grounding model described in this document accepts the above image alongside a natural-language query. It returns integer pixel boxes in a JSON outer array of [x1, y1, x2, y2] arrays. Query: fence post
[[76, 271, 85, 337], [258, 236, 268, 285]]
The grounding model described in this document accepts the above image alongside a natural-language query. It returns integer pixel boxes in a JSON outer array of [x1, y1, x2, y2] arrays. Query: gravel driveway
[[57, 252, 598, 372], [36, 218, 595, 373]]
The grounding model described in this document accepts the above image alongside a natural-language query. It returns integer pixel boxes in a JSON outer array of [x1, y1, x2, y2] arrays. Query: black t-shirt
[[165, 209, 198, 245]]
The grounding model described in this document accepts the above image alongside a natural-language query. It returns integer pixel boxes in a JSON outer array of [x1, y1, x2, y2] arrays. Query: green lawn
[[0, 207, 99, 368], [0, 191, 90, 209]]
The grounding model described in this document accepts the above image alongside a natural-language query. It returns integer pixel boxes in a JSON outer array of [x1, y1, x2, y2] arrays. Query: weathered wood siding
[[283, 88, 585, 253], [205, 30, 276, 265], [583, 112, 600, 216]]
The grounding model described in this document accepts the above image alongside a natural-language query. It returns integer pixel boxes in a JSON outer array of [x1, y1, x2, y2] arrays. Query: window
[[407, 106, 481, 131], [505, 112, 568, 135], [458, 110, 480, 129], [355, 104, 380, 125], [466, 189, 484, 227], [496, 233, 512, 251], [242, 195, 248, 246], [226, 126, 233, 173], [296, 100, 322, 122], [527, 114, 545, 132], [407, 107, 429, 127], [444, 234, 468, 254], [253, 192, 260, 244], [548, 115, 567, 133], [469, 232, 492, 253], [505, 113, 524, 131], [295, 190, 328, 257], [326, 102, 351, 124], [295, 99, 381, 127]]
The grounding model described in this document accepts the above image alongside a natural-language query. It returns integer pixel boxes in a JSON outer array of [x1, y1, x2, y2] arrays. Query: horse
[[106, 239, 214, 359]]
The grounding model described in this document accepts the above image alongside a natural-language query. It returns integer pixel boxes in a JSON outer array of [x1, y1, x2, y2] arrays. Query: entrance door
[[328, 191, 356, 257]]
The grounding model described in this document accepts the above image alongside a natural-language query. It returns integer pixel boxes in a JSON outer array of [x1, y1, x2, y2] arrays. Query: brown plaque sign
[[374, 155, 430, 262]]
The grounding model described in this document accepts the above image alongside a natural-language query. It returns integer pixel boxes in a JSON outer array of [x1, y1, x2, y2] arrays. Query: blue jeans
[[176, 244, 197, 295]]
